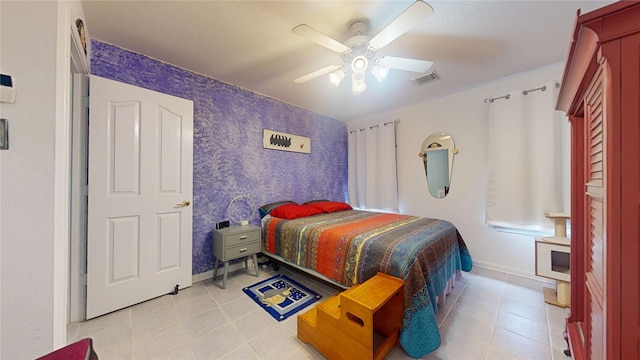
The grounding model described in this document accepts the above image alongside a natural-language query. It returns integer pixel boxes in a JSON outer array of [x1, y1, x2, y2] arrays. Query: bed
[[259, 201, 473, 358]]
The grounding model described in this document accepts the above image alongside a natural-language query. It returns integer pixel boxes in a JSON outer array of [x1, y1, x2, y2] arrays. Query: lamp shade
[[329, 69, 345, 86], [371, 65, 389, 82]]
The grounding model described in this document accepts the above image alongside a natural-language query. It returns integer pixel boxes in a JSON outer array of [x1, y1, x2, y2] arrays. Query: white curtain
[[348, 121, 398, 212], [486, 81, 567, 234]]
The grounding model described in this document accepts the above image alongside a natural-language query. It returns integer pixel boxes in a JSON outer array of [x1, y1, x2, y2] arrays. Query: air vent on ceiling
[[411, 70, 440, 86]]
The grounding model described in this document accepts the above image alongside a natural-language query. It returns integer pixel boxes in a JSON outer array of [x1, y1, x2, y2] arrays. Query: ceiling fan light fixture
[[292, 0, 435, 95], [351, 55, 368, 73], [371, 65, 389, 82], [329, 69, 345, 86]]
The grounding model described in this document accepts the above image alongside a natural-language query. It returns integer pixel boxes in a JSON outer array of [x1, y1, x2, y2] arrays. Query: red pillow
[[308, 201, 352, 213], [270, 204, 324, 219]]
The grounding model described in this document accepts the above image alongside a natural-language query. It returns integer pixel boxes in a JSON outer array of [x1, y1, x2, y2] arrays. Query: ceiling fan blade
[[292, 24, 351, 54], [294, 64, 342, 83], [368, 1, 434, 50], [379, 56, 434, 73]]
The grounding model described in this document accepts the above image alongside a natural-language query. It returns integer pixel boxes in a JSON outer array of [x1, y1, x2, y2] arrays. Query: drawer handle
[[239, 248, 248, 252], [240, 236, 248, 240]]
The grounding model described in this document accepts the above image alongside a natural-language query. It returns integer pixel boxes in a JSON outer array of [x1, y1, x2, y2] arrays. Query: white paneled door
[[86, 75, 193, 319]]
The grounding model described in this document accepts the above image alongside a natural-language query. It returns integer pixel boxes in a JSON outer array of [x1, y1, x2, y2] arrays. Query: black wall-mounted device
[[1, 73, 16, 103]]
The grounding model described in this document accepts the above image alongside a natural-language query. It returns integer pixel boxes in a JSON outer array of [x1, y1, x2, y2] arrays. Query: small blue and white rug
[[243, 274, 322, 321]]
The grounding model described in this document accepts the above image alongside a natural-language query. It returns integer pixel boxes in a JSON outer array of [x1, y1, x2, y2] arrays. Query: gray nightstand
[[212, 224, 261, 289]]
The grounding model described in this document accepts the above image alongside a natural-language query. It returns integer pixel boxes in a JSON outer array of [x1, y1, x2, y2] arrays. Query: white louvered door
[[86, 75, 193, 319]]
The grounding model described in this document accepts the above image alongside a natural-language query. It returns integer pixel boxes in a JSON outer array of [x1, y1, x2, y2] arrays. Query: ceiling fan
[[292, 0, 435, 95]]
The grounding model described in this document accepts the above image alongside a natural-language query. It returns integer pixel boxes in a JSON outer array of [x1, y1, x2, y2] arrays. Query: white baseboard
[[473, 260, 554, 284]]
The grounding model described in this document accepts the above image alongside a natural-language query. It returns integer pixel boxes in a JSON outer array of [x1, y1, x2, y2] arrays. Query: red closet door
[[620, 32, 640, 359], [583, 65, 605, 360]]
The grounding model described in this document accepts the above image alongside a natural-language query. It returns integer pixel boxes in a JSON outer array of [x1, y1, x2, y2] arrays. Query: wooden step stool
[[297, 272, 404, 360]]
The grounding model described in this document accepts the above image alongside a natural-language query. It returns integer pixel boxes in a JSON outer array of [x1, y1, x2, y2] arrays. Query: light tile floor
[[67, 265, 570, 360]]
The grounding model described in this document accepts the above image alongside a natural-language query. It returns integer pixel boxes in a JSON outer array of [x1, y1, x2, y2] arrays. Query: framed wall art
[[263, 129, 310, 154]]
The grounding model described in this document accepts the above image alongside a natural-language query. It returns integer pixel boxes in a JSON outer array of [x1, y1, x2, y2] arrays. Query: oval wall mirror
[[419, 133, 458, 199]]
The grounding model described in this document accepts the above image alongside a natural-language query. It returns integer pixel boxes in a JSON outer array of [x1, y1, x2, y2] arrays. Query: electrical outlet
[[216, 220, 230, 230]]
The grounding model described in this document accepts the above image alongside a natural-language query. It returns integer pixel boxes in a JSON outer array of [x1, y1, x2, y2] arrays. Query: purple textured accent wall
[[90, 40, 348, 275]]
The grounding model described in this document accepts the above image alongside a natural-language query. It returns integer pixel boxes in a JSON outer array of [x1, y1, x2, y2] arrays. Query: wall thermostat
[[1, 74, 16, 103]]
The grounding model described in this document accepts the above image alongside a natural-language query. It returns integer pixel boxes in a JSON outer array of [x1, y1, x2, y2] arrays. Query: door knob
[[176, 200, 190, 207]]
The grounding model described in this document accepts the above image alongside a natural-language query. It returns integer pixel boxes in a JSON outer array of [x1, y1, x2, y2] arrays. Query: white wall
[[0, 0, 85, 357], [349, 64, 566, 278], [1, 2, 58, 358]]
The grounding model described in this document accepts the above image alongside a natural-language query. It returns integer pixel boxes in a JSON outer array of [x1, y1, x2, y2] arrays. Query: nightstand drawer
[[225, 230, 260, 245], [224, 242, 261, 259]]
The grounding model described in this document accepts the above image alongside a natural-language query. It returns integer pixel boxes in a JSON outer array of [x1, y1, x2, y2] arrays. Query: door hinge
[[81, 184, 88, 196], [81, 96, 89, 108], [81, 273, 87, 286]]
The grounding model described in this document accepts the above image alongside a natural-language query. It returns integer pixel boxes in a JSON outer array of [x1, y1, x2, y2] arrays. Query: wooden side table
[[212, 224, 261, 289]]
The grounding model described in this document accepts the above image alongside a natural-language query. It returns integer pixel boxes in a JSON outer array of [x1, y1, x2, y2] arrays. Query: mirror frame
[[419, 133, 458, 198]]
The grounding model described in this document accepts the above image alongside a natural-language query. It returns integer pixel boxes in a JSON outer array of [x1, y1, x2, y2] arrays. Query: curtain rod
[[484, 93, 510, 103], [349, 119, 400, 133], [485, 82, 561, 103], [523, 82, 560, 95], [522, 85, 547, 95]]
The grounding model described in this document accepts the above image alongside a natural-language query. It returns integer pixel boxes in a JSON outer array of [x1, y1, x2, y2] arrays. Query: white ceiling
[[81, 0, 615, 121]]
